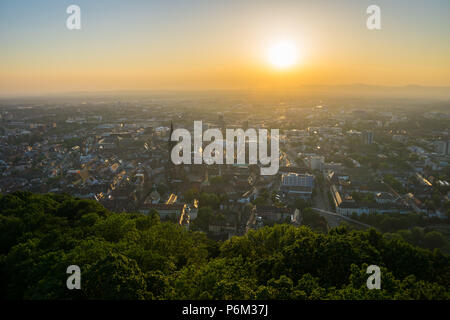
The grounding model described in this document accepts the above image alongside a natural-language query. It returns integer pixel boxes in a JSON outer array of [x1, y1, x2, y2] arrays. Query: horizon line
[[2, 83, 450, 99]]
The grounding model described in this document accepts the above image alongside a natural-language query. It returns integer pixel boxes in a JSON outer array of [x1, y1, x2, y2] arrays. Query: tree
[[83, 253, 147, 300], [423, 231, 446, 250], [1, 192, 449, 300], [302, 208, 328, 233], [190, 207, 214, 232]]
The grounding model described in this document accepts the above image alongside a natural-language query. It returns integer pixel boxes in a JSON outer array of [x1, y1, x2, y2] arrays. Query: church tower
[[168, 121, 175, 160], [167, 120, 185, 187], [167, 121, 175, 182]]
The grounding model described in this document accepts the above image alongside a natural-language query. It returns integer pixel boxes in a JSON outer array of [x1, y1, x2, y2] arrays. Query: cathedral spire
[[168, 120, 174, 162], [167, 121, 174, 183]]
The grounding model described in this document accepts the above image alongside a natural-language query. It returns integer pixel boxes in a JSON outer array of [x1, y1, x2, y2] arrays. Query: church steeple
[[167, 120, 185, 186], [168, 121, 174, 161], [167, 121, 174, 183]]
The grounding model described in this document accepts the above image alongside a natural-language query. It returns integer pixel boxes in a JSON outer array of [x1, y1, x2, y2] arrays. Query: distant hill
[[1, 84, 450, 102], [294, 84, 450, 100]]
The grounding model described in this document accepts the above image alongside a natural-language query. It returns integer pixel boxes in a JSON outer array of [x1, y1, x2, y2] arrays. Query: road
[[313, 186, 331, 212], [311, 208, 375, 230]]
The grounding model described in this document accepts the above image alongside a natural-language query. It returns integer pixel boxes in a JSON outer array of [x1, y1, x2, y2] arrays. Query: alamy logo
[[366, 5, 381, 30], [66, 5, 81, 30], [66, 265, 81, 290], [366, 265, 381, 290], [170, 121, 279, 175]]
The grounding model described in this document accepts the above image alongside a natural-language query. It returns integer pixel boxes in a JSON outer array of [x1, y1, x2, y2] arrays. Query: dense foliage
[[0, 192, 449, 300], [352, 212, 449, 252]]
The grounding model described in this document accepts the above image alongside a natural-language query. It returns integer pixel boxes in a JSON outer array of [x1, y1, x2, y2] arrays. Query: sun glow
[[267, 40, 298, 69]]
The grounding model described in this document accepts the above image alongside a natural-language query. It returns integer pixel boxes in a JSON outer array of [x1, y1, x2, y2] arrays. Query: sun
[[267, 40, 298, 69]]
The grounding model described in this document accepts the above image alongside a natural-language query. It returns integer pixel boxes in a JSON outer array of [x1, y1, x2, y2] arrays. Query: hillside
[[0, 192, 448, 300]]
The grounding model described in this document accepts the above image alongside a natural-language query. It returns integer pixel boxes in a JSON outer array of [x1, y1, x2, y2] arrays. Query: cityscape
[[0, 0, 449, 306], [1, 92, 449, 236]]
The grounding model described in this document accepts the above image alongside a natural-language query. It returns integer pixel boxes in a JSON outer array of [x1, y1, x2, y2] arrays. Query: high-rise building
[[363, 131, 374, 145], [434, 140, 448, 155]]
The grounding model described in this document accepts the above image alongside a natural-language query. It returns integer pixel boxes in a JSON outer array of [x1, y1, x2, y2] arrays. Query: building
[[188, 199, 199, 220], [363, 131, 374, 145], [139, 203, 186, 220], [253, 205, 293, 222], [280, 172, 315, 199], [282, 172, 314, 187], [375, 192, 396, 204], [434, 140, 448, 155], [308, 156, 325, 171], [331, 185, 410, 216], [392, 134, 407, 143]]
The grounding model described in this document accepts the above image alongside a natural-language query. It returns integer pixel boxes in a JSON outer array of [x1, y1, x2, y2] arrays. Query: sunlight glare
[[268, 40, 298, 69]]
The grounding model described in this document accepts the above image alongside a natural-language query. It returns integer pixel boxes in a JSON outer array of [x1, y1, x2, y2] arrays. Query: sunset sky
[[1, 0, 449, 95]]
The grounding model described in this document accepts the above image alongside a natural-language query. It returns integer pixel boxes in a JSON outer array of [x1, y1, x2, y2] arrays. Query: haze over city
[[0, 0, 449, 306]]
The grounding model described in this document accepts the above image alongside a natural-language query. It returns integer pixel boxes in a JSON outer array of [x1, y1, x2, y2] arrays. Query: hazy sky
[[1, 0, 449, 95]]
